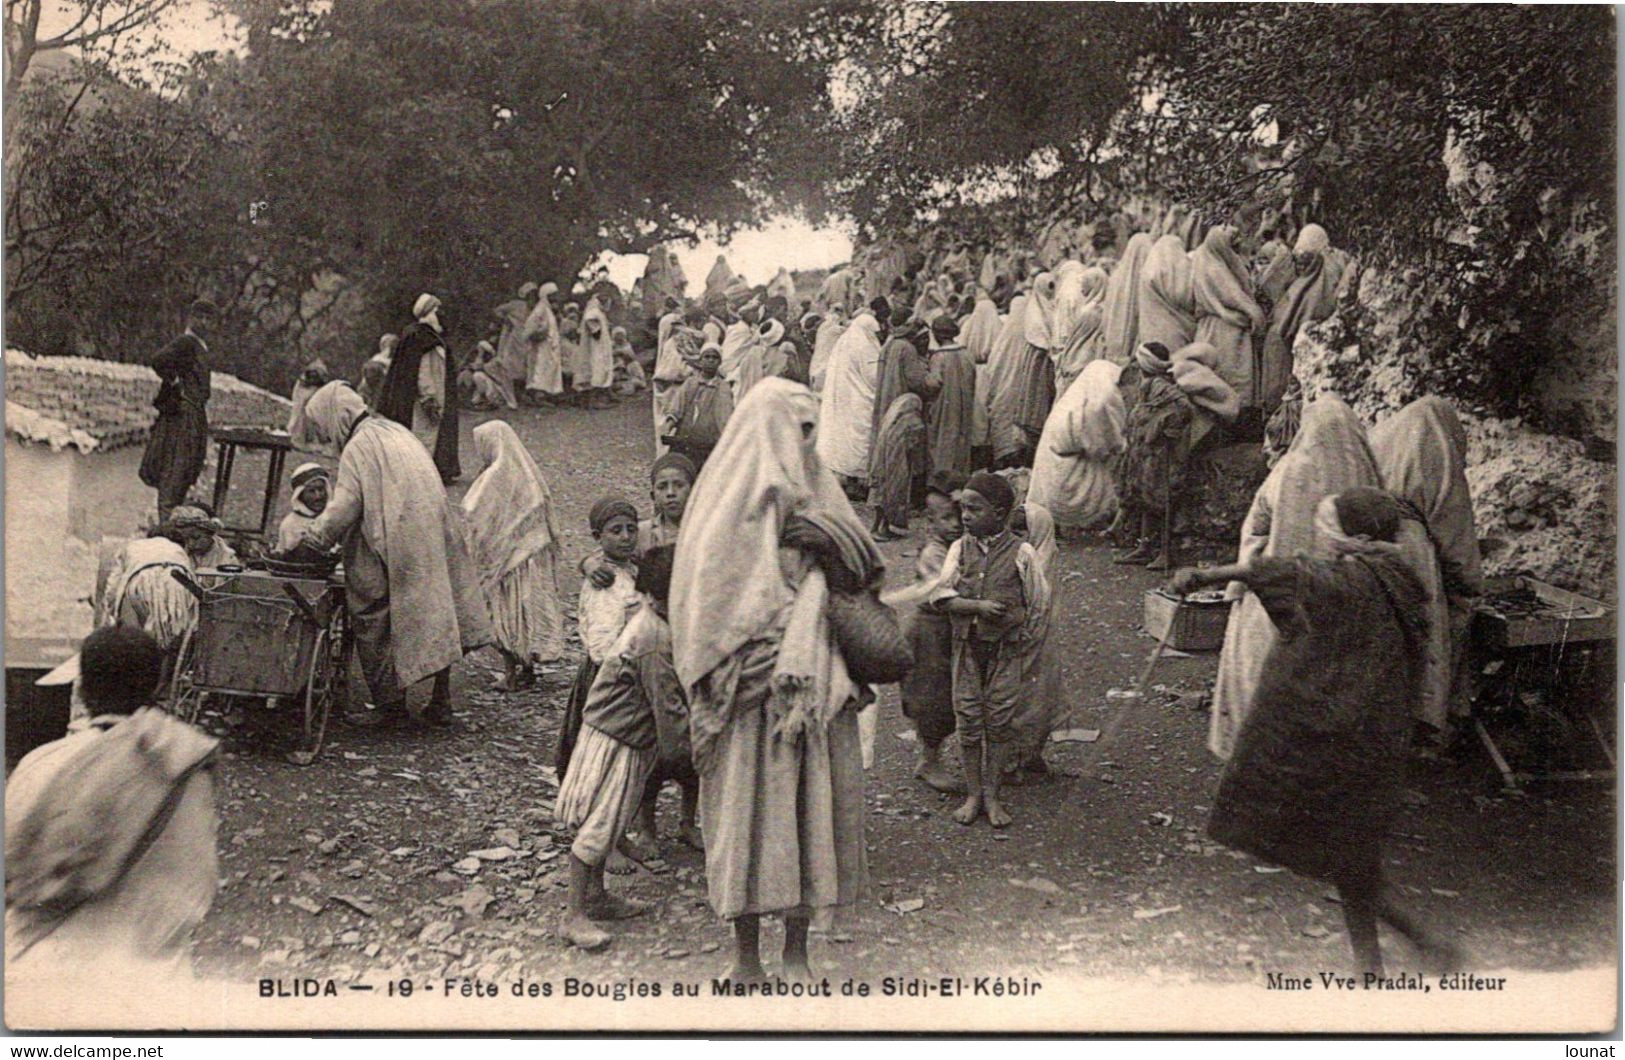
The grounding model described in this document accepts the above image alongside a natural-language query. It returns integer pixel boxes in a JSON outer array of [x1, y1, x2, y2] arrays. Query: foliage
[[8, 2, 1614, 416], [1128, 6, 1617, 422], [823, 4, 1615, 426], [6, 0, 878, 390], [818, 2, 1182, 235]]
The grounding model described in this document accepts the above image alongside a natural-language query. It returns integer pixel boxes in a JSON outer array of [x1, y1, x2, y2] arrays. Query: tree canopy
[[5, 0, 879, 387], [4, 1, 1614, 418], [818, 2, 1181, 234]]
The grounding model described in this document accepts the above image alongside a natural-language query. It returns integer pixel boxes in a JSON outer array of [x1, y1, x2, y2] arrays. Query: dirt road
[[194, 396, 1616, 990]]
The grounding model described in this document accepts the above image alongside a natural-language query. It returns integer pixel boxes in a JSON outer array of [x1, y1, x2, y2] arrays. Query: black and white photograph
[[0, 0, 1617, 1035]]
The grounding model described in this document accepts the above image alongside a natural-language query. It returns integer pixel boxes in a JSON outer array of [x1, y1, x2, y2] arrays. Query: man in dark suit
[[139, 299, 216, 521]]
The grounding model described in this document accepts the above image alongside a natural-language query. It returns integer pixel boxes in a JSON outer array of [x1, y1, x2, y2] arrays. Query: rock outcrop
[[1295, 305, 1615, 601]]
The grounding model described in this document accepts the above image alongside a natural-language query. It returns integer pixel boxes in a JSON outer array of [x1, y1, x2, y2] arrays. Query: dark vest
[[951, 531, 1028, 643]]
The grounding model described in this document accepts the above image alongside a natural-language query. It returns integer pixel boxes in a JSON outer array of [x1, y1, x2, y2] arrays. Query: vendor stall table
[[209, 425, 294, 542], [1470, 575, 1614, 791]]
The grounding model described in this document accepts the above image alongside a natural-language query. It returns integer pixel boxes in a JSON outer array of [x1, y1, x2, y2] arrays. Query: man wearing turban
[[377, 293, 461, 483]]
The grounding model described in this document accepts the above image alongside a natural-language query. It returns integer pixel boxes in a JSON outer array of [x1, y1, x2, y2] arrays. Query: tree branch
[[38, 0, 178, 53]]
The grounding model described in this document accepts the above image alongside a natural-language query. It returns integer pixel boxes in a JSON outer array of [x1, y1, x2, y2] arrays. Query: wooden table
[[1470, 576, 1614, 790], [209, 426, 295, 540]]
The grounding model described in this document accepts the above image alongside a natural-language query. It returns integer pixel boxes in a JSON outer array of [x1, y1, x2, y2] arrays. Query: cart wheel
[[288, 628, 337, 766], [328, 605, 351, 715], [168, 629, 203, 724]]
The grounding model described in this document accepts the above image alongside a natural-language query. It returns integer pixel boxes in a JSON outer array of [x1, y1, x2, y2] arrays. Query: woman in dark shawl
[[1169, 487, 1460, 976], [869, 311, 932, 450], [377, 293, 461, 483], [867, 393, 928, 540]]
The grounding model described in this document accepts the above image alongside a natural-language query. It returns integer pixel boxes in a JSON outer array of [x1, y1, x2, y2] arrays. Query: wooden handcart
[[168, 568, 349, 765]]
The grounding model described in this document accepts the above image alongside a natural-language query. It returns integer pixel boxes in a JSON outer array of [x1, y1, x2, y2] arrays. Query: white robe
[[767, 268, 797, 305], [815, 312, 882, 479], [523, 299, 564, 395], [1027, 361, 1126, 528], [810, 319, 845, 392]]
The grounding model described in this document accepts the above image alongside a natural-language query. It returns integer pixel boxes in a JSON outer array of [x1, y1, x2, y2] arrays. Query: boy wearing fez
[[925, 471, 1050, 828]]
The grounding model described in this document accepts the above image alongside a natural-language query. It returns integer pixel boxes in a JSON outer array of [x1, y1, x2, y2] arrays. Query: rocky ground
[[191, 396, 1616, 992]]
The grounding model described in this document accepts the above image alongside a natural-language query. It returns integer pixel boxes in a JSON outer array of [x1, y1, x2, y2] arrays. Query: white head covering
[[413, 293, 442, 321], [1022, 500, 1057, 578], [1294, 224, 1330, 255], [461, 421, 560, 590], [1023, 273, 1056, 349], [301, 381, 370, 456], [518, 281, 539, 299], [957, 291, 1002, 363], [290, 461, 326, 488], [758, 318, 785, 346], [538, 281, 559, 298], [673, 379, 823, 687], [582, 295, 610, 334]]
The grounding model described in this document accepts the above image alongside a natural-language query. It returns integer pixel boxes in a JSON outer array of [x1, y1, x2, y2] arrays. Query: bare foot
[[724, 960, 768, 985], [953, 794, 982, 825], [915, 762, 967, 794], [1418, 939, 1468, 975], [586, 893, 650, 921], [604, 849, 637, 875], [560, 913, 612, 951], [984, 797, 1012, 829], [620, 833, 659, 864], [781, 956, 815, 986], [678, 823, 705, 851], [1146, 553, 1173, 572]]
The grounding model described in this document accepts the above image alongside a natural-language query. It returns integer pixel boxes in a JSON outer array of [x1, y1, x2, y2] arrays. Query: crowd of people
[[13, 197, 1487, 988]]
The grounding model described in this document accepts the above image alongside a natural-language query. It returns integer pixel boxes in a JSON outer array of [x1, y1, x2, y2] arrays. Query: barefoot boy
[[882, 470, 968, 793], [926, 471, 1050, 827], [555, 546, 681, 951]]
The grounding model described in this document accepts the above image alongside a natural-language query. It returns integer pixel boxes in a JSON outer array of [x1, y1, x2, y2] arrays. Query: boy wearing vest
[[927, 471, 1050, 828]]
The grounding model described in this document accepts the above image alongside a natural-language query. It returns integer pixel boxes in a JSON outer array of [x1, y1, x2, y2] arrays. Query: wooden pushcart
[[168, 568, 349, 765]]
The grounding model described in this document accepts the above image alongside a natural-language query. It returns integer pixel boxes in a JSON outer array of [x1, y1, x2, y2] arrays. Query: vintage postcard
[[3, 0, 1616, 1035]]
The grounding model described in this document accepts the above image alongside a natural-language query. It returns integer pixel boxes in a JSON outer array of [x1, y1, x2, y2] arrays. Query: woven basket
[[826, 588, 913, 685]]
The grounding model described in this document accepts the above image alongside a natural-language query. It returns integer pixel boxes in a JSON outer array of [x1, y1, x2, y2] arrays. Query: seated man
[[276, 463, 335, 554], [175, 502, 238, 569]]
